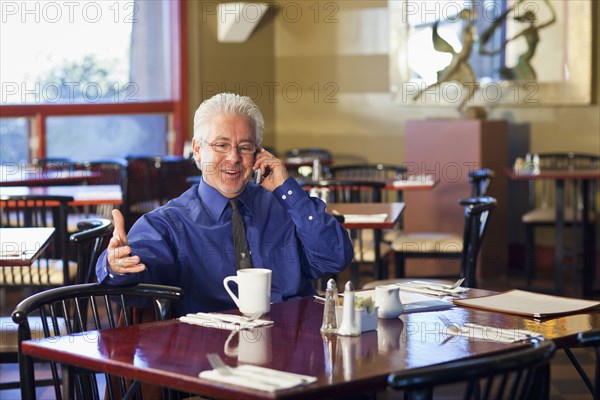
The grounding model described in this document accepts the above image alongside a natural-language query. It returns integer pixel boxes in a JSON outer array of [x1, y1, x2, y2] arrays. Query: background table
[[328, 202, 404, 280], [0, 185, 122, 206], [0, 227, 55, 267], [0, 165, 98, 186]]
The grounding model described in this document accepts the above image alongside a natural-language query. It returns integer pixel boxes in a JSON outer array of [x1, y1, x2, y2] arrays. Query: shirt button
[[282, 194, 287, 200], [287, 190, 293, 195], [308, 215, 313, 220]]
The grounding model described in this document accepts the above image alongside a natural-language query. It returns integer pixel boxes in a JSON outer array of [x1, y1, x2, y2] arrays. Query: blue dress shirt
[[96, 177, 354, 316]]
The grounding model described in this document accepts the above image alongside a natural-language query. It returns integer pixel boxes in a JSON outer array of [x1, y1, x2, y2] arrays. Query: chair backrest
[[388, 339, 555, 400], [329, 164, 407, 180], [32, 158, 74, 171], [285, 148, 333, 164], [304, 179, 386, 203], [330, 164, 407, 202], [458, 196, 497, 288], [468, 168, 495, 196], [70, 218, 113, 284], [527, 152, 599, 210], [284, 148, 333, 180], [12, 282, 184, 400], [0, 195, 73, 287]]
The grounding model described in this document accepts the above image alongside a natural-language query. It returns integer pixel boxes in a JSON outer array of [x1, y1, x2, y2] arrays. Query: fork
[[206, 353, 279, 388]]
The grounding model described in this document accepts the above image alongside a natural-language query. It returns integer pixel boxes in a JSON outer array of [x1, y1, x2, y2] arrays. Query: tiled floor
[[1, 268, 597, 400]]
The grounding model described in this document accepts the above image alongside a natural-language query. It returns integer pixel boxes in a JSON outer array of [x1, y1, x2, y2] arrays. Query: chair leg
[[394, 253, 405, 278], [525, 224, 535, 289]]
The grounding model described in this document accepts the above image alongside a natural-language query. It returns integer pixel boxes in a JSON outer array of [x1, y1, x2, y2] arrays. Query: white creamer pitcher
[[375, 285, 403, 319]]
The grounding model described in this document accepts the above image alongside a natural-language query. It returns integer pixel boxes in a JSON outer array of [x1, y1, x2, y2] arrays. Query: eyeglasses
[[202, 140, 257, 156]]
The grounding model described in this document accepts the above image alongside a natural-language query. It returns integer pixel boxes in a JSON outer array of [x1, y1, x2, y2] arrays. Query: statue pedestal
[[404, 119, 509, 282]]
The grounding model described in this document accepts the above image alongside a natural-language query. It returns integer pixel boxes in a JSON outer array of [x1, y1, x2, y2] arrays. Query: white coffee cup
[[223, 268, 272, 316]]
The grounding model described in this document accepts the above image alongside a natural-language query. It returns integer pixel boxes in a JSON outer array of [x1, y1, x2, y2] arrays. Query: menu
[[454, 290, 600, 318]]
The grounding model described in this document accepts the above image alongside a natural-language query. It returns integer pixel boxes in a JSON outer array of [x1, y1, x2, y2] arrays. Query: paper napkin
[[199, 364, 316, 392]]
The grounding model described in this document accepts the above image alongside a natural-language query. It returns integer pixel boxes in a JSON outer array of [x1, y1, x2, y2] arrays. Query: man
[[96, 93, 354, 316]]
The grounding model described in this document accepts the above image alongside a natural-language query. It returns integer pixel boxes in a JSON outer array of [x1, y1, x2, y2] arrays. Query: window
[[0, 0, 186, 163]]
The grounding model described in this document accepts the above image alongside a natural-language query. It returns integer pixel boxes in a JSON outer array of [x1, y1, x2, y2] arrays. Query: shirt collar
[[197, 177, 256, 221]]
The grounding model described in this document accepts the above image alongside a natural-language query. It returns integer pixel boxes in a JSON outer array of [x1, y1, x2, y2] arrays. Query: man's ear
[[192, 138, 201, 163]]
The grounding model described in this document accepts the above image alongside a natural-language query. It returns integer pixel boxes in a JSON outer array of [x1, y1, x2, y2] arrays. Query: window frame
[[0, 0, 188, 160]]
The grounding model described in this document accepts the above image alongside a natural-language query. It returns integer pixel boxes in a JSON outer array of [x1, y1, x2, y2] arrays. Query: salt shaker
[[320, 278, 339, 335], [337, 281, 360, 336]]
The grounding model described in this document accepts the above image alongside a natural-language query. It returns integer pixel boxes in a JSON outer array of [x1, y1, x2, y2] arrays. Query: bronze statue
[[479, 0, 556, 81], [413, 6, 478, 117]]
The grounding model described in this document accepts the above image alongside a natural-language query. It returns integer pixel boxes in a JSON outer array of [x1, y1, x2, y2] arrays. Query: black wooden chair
[[384, 168, 495, 282], [368, 196, 496, 289], [387, 339, 555, 400], [12, 283, 183, 400], [0, 218, 110, 393], [522, 152, 598, 290]]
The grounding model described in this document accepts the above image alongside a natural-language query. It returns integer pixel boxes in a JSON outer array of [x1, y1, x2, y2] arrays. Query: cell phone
[[253, 169, 262, 184], [253, 167, 271, 184]]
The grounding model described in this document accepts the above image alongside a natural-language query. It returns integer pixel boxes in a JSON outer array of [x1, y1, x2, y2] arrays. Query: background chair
[[385, 168, 495, 282], [124, 155, 199, 229], [368, 196, 496, 289], [158, 156, 199, 203], [303, 179, 388, 287], [284, 148, 333, 181], [67, 159, 128, 231], [124, 155, 163, 228], [387, 339, 555, 400], [12, 282, 183, 400], [31, 158, 74, 171], [0, 195, 73, 288], [522, 152, 598, 290]]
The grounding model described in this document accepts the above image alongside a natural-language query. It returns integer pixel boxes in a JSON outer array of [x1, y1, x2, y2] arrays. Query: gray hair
[[193, 93, 264, 144]]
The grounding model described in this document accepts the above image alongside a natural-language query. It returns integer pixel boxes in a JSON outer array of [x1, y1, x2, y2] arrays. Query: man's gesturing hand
[[107, 209, 146, 274]]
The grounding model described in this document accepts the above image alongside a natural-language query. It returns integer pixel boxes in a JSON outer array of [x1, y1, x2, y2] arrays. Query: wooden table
[[328, 202, 404, 280], [511, 169, 600, 296], [0, 227, 55, 267], [0, 165, 98, 186], [0, 185, 122, 206], [21, 294, 599, 399]]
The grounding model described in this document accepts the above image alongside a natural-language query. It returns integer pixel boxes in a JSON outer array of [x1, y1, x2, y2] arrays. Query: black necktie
[[229, 198, 253, 269]]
